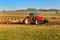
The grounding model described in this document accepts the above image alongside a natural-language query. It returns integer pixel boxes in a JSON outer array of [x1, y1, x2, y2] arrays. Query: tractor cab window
[[29, 13, 34, 16], [29, 13, 37, 19]]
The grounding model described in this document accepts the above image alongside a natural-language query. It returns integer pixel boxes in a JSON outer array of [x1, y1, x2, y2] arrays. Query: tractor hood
[[35, 16, 43, 21]]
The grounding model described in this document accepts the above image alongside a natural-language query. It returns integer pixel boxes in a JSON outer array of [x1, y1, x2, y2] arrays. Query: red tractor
[[24, 12, 48, 24]]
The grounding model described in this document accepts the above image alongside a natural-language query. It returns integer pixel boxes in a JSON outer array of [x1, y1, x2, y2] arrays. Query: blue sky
[[0, 0, 60, 11]]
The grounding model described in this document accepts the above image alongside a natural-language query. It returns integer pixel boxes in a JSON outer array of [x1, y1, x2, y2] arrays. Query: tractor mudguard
[[26, 16, 32, 20]]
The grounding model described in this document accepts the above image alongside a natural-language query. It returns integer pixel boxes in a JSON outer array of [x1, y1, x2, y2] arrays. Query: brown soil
[[46, 20, 60, 25]]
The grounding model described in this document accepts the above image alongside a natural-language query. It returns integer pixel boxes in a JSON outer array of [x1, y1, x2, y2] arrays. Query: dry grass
[[0, 11, 60, 20], [0, 24, 60, 40]]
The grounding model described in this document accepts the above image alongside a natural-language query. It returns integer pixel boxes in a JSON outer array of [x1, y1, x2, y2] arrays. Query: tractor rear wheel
[[24, 18, 31, 24]]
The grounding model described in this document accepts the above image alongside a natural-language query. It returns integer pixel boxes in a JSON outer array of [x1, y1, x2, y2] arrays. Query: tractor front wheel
[[35, 20, 39, 25]]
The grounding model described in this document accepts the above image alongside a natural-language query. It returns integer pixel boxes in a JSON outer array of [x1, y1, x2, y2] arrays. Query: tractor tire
[[35, 20, 39, 25], [24, 18, 31, 24]]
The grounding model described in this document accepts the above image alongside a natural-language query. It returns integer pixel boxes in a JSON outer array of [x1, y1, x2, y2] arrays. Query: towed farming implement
[[0, 12, 48, 24]]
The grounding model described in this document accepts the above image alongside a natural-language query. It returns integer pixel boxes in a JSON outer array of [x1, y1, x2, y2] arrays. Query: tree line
[[16, 8, 60, 11], [2, 8, 60, 14]]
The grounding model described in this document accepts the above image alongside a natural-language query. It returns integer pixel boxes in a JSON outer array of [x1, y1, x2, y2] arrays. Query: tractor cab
[[29, 12, 37, 20]]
